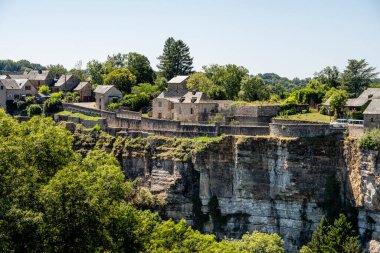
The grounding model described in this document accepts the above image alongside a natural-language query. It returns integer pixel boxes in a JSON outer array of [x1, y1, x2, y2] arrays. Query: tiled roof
[[94, 85, 115, 94], [363, 99, 380, 115], [9, 74, 27, 79], [54, 75, 74, 87], [74, 82, 90, 91], [0, 79, 21, 90], [13, 79, 29, 89], [346, 88, 380, 107], [167, 75, 189, 84], [26, 70, 50, 81]]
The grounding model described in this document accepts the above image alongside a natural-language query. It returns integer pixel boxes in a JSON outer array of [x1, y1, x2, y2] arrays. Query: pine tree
[[157, 37, 193, 80]]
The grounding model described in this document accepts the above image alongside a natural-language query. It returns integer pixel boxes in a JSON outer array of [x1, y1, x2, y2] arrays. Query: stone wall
[[269, 123, 333, 138], [54, 114, 107, 130], [219, 125, 270, 136], [364, 114, 380, 129]]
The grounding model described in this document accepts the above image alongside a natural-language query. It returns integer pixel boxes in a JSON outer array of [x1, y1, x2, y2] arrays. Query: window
[[25, 85, 31, 91], [0, 86, 3, 90], [158, 101, 162, 107], [172, 113, 174, 118], [204, 108, 207, 113], [171, 103, 174, 109], [14, 94, 20, 100], [158, 113, 162, 119], [371, 118, 374, 122], [190, 108, 194, 114]]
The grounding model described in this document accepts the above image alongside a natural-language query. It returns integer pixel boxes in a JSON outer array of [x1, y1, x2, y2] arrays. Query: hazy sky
[[0, 0, 379, 78]]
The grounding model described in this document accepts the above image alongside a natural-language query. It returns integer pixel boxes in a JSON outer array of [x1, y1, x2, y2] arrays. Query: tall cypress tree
[[157, 37, 193, 80]]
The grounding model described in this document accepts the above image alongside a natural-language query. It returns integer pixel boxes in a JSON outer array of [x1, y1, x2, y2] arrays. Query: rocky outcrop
[[105, 135, 349, 252], [344, 138, 380, 250]]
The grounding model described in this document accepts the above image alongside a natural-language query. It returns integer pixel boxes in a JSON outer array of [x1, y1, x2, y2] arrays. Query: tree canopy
[[157, 37, 193, 79], [104, 68, 137, 93]]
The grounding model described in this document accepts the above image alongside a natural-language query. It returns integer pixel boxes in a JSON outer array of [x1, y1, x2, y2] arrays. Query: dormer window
[[191, 97, 197, 103]]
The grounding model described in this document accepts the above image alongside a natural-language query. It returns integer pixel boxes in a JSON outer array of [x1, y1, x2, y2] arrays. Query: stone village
[[1, 72, 379, 138]]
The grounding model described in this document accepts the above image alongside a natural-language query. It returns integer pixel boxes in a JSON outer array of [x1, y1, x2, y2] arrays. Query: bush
[[350, 111, 363, 120], [301, 109, 307, 114], [50, 92, 64, 100], [38, 85, 50, 95], [90, 124, 101, 132], [359, 129, 380, 150], [107, 102, 121, 110], [27, 104, 42, 117], [319, 105, 328, 115], [43, 98, 63, 114]]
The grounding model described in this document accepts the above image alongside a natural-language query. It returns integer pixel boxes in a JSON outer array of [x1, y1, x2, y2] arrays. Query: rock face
[[111, 135, 353, 252], [344, 139, 380, 250]]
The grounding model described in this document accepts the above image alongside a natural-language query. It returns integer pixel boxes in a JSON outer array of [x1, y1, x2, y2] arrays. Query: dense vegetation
[[0, 59, 46, 73], [0, 110, 287, 252]]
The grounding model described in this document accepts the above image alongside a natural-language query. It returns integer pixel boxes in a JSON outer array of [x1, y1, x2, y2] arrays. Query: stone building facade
[[363, 99, 380, 129], [94, 85, 122, 111], [74, 82, 92, 102], [0, 79, 37, 109]]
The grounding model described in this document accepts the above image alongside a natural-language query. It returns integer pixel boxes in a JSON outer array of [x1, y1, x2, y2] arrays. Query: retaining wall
[[269, 123, 344, 138]]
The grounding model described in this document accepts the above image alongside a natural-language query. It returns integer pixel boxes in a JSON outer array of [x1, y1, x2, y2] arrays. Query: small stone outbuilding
[[363, 99, 380, 129], [94, 85, 122, 110], [53, 75, 80, 92], [74, 82, 92, 102]]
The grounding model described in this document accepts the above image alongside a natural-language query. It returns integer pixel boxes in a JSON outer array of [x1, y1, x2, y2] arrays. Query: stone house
[[363, 99, 380, 129], [0, 79, 37, 109], [345, 88, 380, 111], [152, 76, 221, 122], [53, 75, 80, 92], [74, 82, 92, 102], [10, 70, 54, 90], [94, 85, 122, 110]]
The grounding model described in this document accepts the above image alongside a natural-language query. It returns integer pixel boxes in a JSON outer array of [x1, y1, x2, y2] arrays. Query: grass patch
[[275, 112, 331, 123], [56, 110, 102, 121]]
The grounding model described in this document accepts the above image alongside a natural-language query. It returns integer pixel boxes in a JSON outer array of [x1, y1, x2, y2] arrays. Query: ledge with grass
[[54, 111, 106, 130]]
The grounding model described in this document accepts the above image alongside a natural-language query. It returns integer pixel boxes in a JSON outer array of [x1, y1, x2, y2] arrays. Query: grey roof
[[74, 82, 91, 91], [94, 85, 116, 94], [182, 91, 208, 103], [54, 75, 74, 87], [167, 75, 189, 84], [0, 75, 10, 79], [26, 70, 50, 81], [363, 99, 380, 115], [346, 88, 380, 107], [9, 74, 27, 79], [0, 79, 21, 90], [13, 79, 29, 89]]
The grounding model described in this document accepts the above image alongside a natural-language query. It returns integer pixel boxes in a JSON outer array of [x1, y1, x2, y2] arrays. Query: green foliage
[[104, 67, 137, 93], [359, 129, 380, 150], [125, 52, 155, 84], [329, 89, 348, 115], [63, 91, 80, 103], [319, 105, 328, 115], [121, 93, 150, 111], [27, 104, 42, 117], [68, 68, 86, 81], [301, 214, 360, 253], [56, 110, 102, 120], [107, 102, 122, 110], [43, 97, 63, 114], [315, 66, 341, 88], [50, 91, 64, 100], [132, 83, 160, 97], [38, 85, 50, 95], [87, 59, 104, 85], [341, 59, 378, 97], [157, 37, 193, 79], [238, 75, 269, 101], [0, 59, 45, 72], [203, 64, 249, 100], [0, 111, 285, 252], [46, 64, 67, 78]]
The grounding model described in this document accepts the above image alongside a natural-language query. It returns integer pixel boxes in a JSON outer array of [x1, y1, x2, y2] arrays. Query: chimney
[[38, 69, 42, 74], [192, 90, 196, 95]]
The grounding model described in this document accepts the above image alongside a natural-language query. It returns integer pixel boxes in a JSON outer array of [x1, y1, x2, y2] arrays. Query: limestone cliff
[[97, 135, 353, 252]]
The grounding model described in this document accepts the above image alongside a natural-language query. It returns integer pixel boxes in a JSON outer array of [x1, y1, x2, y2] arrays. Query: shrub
[[301, 109, 307, 114], [359, 129, 380, 150], [27, 104, 42, 117], [90, 124, 101, 132], [350, 111, 363, 120], [319, 106, 328, 115], [51, 92, 64, 100], [107, 102, 121, 110], [38, 85, 50, 95], [43, 98, 63, 114]]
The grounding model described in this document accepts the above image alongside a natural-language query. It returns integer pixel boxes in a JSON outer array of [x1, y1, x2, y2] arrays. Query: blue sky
[[0, 0, 379, 78]]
